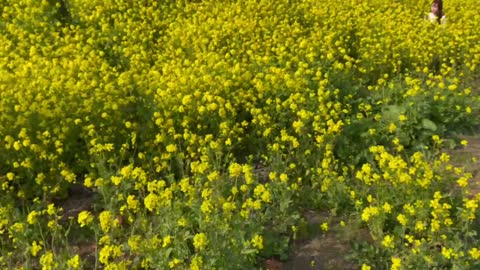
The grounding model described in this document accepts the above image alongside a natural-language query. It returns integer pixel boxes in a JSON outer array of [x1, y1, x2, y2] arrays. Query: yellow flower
[[39, 251, 55, 270], [99, 245, 111, 264], [6, 172, 15, 181], [120, 165, 133, 177], [110, 176, 122, 186], [388, 123, 397, 133], [240, 184, 248, 192], [222, 202, 236, 214], [46, 204, 56, 216], [279, 173, 288, 183], [99, 244, 122, 265], [254, 184, 266, 197], [207, 171, 219, 182], [252, 200, 262, 210], [261, 190, 271, 203], [95, 178, 105, 188], [362, 264, 372, 270], [441, 247, 453, 259], [128, 235, 142, 253], [391, 257, 401, 270], [397, 214, 407, 226], [448, 84, 458, 91], [168, 258, 182, 268], [383, 202, 392, 213], [126, 195, 140, 212], [469, 248, 480, 259], [415, 221, 426, 231], [228, 163, 243, 177], [13, 141, 21, 151], [84, 177, 93, 188], [457, 176, 468, 187], [382, 235, 395, 249], [77, 211, 93, 227], [99, 211, 113, 233], [27, 210, 40, 225], [99, 235, 111, 245], [321, 222, 329, 232], [190, 256, 203, 270], [361, 206, 379, 222], [31, 241, 43, 257], [67, 255, 81, 269], [251, 234, 264, 250], [162, 235, 172, 248], [193, 233, 208, 251], [177, 217, 188, 227], [166, 144, 177, 153], [431, 219, 441, 232], [144, 193, 160, 212], [47, 220, 56, 229], [444, 218, 453, 226], [200, 200, 213, 215], [10, 222, 25, 236], [60, 169, 77, 183]]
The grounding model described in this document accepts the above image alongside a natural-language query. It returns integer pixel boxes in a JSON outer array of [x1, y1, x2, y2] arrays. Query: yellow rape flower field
[[1, 0, 480, 269]]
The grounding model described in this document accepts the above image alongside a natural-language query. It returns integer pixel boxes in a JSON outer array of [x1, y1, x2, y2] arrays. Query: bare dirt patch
[[265, 211, 372, 270], [446, 135, 480, 195]]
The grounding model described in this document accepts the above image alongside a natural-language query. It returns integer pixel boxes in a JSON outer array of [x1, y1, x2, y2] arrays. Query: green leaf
[[421, 118, 437, 131], [241, 248, 257, 255], [383, 105, 406, 122]]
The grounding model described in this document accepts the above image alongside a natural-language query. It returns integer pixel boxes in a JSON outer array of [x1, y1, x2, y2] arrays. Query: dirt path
[[447, 135, 480, 195], [266, 211, 370, 270]]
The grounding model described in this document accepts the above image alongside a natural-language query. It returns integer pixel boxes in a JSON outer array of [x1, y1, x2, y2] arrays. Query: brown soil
[[446, 135, 480, 195], [284, 235, 356, 270], [265, 211, 372, 270], [56, 184, 95, 222]]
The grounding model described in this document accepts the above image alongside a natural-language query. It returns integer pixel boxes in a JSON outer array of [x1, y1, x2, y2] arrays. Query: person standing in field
[[427, 0, 446, 24]]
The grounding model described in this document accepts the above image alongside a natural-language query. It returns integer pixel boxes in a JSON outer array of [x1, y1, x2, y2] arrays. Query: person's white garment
[[427, 12, 447, 24]]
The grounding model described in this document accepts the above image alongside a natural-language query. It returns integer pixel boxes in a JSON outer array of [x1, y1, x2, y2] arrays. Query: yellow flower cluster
[[0, 0, 479, 269]]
